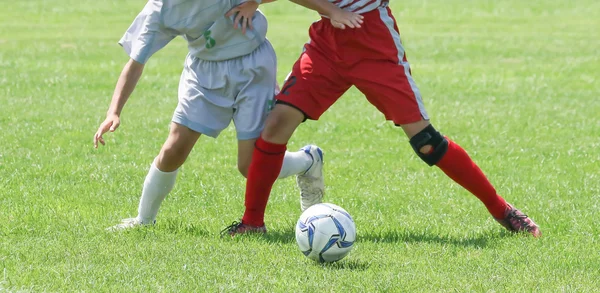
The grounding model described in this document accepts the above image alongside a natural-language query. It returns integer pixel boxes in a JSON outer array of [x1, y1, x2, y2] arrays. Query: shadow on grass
[[261, 229, 296, 243], [360, 229, 505, 248], [314, 259, 371, 271], [160, 220, 211, 237], [256, 226, 506, 248]]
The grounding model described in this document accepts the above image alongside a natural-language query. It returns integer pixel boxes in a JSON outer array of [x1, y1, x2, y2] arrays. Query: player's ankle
[[241, 213, 264, 227]]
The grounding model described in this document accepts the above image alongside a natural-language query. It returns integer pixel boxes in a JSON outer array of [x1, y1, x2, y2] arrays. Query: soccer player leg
[[251, 103, 325, 213], [107, 122, 202, 231], [118, 57, 232, 230], [227, 41, 302, 234], [224, 45, 348, 235], [137, 123, 200, 223], [353, 54, 540, 236], [408, 122, 541, 237]]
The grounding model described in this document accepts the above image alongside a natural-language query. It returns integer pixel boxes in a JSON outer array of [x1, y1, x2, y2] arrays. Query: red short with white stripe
[[276, 6, 429, 125]]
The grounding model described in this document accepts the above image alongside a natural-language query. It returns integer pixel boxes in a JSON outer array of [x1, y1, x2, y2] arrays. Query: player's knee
[[263, 113, 280, 129], [157, 144, 187, 171], [261, 106, 302, 143], [409, 124, 448, 166], [160, 143, 184, 160]]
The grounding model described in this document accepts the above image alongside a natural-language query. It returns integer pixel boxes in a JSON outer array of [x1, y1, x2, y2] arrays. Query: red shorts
[[276, 6, 428, 125]]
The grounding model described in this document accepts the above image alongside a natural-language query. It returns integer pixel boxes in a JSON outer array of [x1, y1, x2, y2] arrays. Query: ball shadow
[[316, 259, 371, 271]]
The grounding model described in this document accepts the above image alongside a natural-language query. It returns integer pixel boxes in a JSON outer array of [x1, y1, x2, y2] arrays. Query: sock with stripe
[[242, 137, 287, 227]]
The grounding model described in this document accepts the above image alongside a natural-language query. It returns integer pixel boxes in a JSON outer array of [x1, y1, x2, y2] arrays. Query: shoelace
[[220, 221, 243, 236], [508, 211, 532, 229]]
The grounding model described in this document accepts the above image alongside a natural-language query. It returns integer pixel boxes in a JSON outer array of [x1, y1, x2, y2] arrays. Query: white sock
[[278, 150, 312, 179], [136, 161, 179, 224]]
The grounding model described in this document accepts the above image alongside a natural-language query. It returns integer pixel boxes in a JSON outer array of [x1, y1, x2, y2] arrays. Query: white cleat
[[297, 145, 324, 211], [106, 217, 154, 231]]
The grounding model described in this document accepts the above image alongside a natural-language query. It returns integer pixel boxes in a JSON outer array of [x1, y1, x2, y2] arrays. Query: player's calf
[[408, 124, 449, 166]]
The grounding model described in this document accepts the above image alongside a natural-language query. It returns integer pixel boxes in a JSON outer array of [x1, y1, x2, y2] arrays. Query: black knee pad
[[409, 125, 448, 166]]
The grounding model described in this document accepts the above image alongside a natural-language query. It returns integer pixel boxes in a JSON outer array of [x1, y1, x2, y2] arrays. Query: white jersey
[[119, 0, 268, 63], [330, 0, 388, 14]]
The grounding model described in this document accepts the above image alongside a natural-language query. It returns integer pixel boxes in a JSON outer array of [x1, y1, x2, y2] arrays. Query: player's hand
[[329, 9, 364, 29], [225, 0, 259, 35], [93, 113, 120, 148]]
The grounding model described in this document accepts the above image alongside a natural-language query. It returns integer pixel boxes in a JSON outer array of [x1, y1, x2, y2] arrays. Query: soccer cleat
[[495, 204, 541, 237], [297, 145, 325, 211], [106, 217, 155, 231], [221, 221, 266, 237]]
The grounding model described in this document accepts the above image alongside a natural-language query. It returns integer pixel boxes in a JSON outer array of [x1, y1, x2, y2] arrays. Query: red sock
[[435, 138, 509, 218], [242, 137, 286, 227]]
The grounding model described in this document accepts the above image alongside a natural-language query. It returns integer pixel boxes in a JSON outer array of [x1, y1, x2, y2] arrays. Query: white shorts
[[172, 40, 277, 140]]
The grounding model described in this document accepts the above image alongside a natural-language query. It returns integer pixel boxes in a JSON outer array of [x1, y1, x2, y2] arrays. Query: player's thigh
[[351, 60, 429, 125], [276, 47, 351, 120], [172, 56, 234, 139]]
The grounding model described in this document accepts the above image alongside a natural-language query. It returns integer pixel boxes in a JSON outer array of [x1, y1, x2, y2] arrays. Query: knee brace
[[409, 125, 449, 166]]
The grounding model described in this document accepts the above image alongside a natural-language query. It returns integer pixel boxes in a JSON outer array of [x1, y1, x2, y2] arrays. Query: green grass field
[[1, 0, 599, 291]]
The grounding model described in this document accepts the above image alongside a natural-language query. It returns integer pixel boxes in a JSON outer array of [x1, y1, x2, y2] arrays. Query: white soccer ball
[[295, 203, 356, 263]]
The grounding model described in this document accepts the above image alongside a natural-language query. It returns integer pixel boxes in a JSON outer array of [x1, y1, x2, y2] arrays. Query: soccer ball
[[295, 203, 356, 263]]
